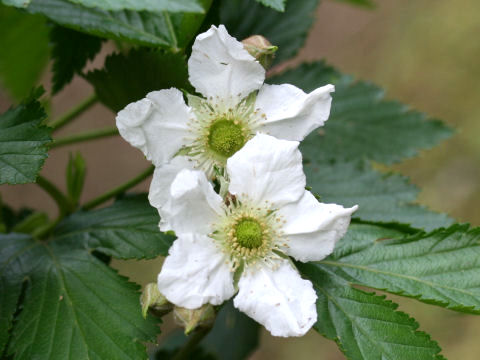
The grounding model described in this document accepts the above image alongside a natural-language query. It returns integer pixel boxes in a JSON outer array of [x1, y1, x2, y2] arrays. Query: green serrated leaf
[[1, 196, 167, 359], [66, 0, 205, 13], [5, 239, 159, 359], [320, 223, 480, 314], [0, 4, 49, 100], [255, 0, 286, 12], [220, 0, 319, 63], [25, 0, 210, 50], [299, 262, 443, 360], [86, 49, 190, 112], [0, 88, 51, 185], [54, 194, 175, 259], [50, 26, 103, 94], [305, 160, 453, 231], [270, 61, 454, 164]]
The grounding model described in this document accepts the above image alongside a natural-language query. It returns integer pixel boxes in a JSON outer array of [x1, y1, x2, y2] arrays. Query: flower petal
[[158, 233, 235, 309], [227, 133, 305, 207], [159, 169, 223, 235], [148, 156, 194, 211], [279, 191, 358, 262], [116, 88, 192, 166], [257, 83, 334, 141], [188, 25, 265, 104], [233, 260, 317, 337]]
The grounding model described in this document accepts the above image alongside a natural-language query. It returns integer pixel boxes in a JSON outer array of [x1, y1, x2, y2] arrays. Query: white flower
[[155, 134, 357, 337], [116, 25, 334, 208]]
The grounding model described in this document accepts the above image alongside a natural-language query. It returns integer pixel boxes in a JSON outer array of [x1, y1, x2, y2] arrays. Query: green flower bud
[[173, 304, 215, 334], [242, 35, 278, 69], [140, 283, 171, 318]]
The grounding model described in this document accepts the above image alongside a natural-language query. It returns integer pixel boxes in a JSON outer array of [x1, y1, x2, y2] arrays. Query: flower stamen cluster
[[184, 93, 264, 176], [211, 196, 286, 270]]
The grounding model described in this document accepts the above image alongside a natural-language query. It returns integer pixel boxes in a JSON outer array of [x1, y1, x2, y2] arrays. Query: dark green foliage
[[0, 4, 49, 100], [305, 160, 453, 231], [220, 0, 319, 63], [26, 0, 211, 50], [270, 62, 453, 164], [300, 262, 443, 360], [65, 0, 206, 13], [54, 194, 175, 259], [0, 195, 169, 359], [50, 26, 103, 94], [270, 62, 453, 230], [320, 223, 480, 314], [154, 301, 260, 360], [85, 49, 190, 111], [0, 88, 51, 184]]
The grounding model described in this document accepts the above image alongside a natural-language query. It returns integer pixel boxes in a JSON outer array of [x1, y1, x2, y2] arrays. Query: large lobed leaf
[[54, 194, 175, 259], [305, 160, 453, 231], [269, 62, 453, 231], [50, 26, 103, 94], [24, 0, 211, 50], [319, 223, 480, 314], [2, 0, 206, 13], [270, 62, 453, 165], [0, 195, 169, 359], [0, 88, 51, 185], [85, 49, 190, 112], [300, 262, 443, 360]]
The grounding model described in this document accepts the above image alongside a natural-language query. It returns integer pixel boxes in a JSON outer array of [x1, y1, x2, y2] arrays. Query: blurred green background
[[1, 0, 479, 358]]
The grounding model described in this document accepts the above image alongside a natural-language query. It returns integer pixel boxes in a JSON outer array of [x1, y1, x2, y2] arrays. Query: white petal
[[257, 84, 334, 141], [227, 133, 305, 207], [159, 169, 223, 235], [116, 88, 192, 166], [234, 260, 317, 337], [188, 25, 265, 104], [148, 156, 194, 211], [279, 191, 358, 262], [158, 233, 235, 309]]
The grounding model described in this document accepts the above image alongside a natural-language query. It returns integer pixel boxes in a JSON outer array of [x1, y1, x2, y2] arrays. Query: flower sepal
[[140, 283, 172, 318], [173, 304, 216, 334]]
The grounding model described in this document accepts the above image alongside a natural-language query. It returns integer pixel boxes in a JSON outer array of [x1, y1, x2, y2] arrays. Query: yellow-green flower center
[[234, 217, 264, 249], [207, 119, 245, 158]]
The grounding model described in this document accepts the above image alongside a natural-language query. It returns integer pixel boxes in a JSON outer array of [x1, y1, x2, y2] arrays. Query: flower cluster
[[117, 25, 357, 337]]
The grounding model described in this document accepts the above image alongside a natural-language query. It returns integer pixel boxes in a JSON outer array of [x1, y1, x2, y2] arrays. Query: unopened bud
[[140, 283, 171, 318], [242, 35, 278, 69], [173, 304, 215, 334]]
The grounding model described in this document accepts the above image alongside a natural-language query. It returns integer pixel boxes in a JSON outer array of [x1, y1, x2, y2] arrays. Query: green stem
[[171, 327, 212, 360], [51, 128, 119, 149], [36, 176, 70, 217], [82, 166, 154, 210], [50, 94, 98, 131]]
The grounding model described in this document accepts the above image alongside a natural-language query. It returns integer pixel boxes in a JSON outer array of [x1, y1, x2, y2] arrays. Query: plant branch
[[171, 326, 212, 360], [36, 175, 70, 217], [49, 94, 98, 131], [51, 128, 119, 149], [82, 165, 154, 210]]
